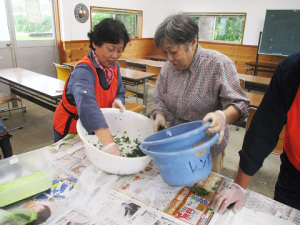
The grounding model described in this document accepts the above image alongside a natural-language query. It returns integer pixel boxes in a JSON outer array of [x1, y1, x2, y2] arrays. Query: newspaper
[[1, 135, 299, 225]]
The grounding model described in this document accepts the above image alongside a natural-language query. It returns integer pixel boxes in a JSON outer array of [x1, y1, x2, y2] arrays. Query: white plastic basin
[[77, 108, 153, 175]]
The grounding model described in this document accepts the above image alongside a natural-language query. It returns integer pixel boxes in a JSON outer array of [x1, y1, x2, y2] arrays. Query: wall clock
[[74, 3, 89, 23]]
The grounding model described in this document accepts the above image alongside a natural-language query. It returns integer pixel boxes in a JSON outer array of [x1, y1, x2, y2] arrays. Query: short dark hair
[[88, 18, 130, 50], [155, 13, 198, 49]]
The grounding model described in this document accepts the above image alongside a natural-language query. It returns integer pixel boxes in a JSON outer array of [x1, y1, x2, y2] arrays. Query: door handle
[[6, 43, 12, 47]]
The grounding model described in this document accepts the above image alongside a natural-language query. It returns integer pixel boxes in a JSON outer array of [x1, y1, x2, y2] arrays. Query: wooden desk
[[246, 91, 264, 108], [120, 68, 156, 105], [65, 59, 166, 71], [245, 61, 277, 75], [0, 68, 64, 111], [63, 62, 156, 106], [120, 57, 166, 71], [238, 73, 271, 92], [146, 55, 167, 61]]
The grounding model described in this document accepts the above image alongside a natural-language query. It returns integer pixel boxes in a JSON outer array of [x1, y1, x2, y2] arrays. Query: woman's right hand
[[103, 143, 123, 156], [153, 113, 167, 133]]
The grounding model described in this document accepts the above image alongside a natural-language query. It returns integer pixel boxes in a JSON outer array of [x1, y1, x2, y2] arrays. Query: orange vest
[[284, 87, 300, 171], [53, 56, 118, 136]]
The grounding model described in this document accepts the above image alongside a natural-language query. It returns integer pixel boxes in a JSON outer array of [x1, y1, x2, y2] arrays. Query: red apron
[[53, 56, 118, 136]]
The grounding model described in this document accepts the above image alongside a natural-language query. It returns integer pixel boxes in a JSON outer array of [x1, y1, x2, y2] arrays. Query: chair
[[117, 59, 127, 68], [145, 64, 161, 87], [0, 93, 26, 131], [125, 90, 138, 103], [125, 102, 146, 113], [245, 107, 284, 155], [53, 63, 72, 81]]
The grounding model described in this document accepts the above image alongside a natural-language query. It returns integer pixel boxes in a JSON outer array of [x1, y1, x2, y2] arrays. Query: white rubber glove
[[203, 110, 226, 143], [212, 182, 247, 214], [112, 99, 125, 112], [153, 114, 167, 133], [103, 143, 123, 157]]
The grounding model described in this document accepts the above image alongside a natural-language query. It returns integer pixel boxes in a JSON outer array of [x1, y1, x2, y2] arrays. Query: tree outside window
[[12, 0, 54, 40], [91, 7, 142, 38], [189, 13, 246, 44]]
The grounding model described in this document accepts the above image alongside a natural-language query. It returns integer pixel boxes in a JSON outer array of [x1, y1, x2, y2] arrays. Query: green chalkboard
[[259, 10, 300, 56]]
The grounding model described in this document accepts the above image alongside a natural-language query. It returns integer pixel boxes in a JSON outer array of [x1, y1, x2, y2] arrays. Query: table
[[238, 73, 271, 92], [63, 62, 156, 106], [120, 68, 156, 105], [246, 91, 264, 108], [120, 57, 166, 71], [2, 135, 299, 225], [245, 61, 277, 76], [64, 58, 165, 71], [0, 68, 64, 112], [146, 55, 167, 61]]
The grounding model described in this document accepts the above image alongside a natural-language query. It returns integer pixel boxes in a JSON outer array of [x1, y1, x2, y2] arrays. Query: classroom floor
[[0, 87, 280, 199]]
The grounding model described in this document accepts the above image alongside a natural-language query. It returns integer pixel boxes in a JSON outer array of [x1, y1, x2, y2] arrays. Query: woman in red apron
[[53, 18, 130, 156]]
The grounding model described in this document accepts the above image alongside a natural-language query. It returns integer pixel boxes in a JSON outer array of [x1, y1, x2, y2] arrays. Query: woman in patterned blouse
[[153, 14, 250, 173]]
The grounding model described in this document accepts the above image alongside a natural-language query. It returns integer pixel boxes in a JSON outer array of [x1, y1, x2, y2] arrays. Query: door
[[0, 0, 59, 79], [0, 0, 15, 92]]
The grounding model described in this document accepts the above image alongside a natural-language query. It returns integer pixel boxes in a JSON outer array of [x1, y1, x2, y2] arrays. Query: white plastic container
[[77, 108, 153, 175], [0, 150, 54, 207]]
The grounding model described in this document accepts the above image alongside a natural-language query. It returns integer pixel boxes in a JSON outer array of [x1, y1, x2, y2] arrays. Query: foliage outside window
[[11, 0, 54, 40], [91, 7, 142, 38], [187, 13, 246, 44]]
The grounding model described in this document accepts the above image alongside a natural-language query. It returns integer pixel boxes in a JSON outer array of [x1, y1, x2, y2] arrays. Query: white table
[[2, 135, 299, 225], [0, 68, 65, 111]]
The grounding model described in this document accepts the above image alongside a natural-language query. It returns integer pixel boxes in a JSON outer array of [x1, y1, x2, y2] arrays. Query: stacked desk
[[245, 61, 278, 76], [238, 73, 271, 92]]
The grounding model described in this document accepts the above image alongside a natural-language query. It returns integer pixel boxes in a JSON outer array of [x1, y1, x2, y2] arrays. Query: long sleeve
[[239, 52, 300, 176]]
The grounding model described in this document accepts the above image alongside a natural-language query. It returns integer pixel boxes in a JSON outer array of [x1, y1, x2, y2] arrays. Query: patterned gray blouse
[[153, 45, 250, 157]]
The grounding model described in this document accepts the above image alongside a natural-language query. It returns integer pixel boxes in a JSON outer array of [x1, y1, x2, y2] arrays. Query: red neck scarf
[[92, 50, 114, 86]]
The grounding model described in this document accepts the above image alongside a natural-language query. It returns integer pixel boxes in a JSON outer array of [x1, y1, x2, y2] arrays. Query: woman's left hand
[[203, 110, 226, 143], [112, 99, 125, 112]]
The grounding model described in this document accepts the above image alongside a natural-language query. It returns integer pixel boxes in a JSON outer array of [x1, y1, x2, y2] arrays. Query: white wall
[[59, 0, 300, 45]]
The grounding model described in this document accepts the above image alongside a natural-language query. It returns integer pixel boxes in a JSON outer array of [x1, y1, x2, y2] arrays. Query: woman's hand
[[103, 143, 123, 156], [153, 113, 167, 133], [112, 99, 125, 112], [203, 110, 226, 143], [212, 182, 247, 214]]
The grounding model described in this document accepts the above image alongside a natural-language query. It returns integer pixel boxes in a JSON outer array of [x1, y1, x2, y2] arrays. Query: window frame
[[90, 6, 143, 39], [186, 12, 247, 44]]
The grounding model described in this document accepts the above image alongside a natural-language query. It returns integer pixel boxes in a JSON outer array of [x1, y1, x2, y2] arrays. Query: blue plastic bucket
[[141, 121, 211, 151], [139, 121, 219, 186]]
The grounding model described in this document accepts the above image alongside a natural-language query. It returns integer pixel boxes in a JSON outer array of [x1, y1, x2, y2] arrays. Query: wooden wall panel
[[122, 39, 141, 58], [60, 38, 285, 78], [140, 38, 158, 59]]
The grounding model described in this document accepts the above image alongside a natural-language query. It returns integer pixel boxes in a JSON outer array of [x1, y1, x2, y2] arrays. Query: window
[[0, 0, 10, 41], [187, 13, 246, 44], [91, 7, 143, 38], [11, 0, 54, 40]]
